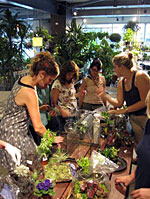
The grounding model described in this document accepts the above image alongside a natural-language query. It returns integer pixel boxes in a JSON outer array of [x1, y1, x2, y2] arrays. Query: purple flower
[[44, 179, 52, 187], [36, 182, 45, 190]]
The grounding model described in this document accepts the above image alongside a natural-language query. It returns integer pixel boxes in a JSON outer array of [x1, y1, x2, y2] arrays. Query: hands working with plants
[[38, 129, 63, 159]]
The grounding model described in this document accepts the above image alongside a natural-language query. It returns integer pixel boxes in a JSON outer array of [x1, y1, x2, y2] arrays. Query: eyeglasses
[[91, 68, 99, 73]]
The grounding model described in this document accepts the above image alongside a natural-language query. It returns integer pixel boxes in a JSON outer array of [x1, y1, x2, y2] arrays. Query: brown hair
[[27, 51, 59, 77], [112, 52, 134, 69], [58, 60, 79, 85]]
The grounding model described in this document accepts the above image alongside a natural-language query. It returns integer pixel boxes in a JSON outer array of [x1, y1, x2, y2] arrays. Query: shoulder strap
[[132, 72, 136, 88], [122, 78, 125, 90]]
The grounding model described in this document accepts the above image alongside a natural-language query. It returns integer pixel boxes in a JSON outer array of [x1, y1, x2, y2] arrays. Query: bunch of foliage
[[123, 28, 133, 43], [110, 33, 121, 43], [124, 21, 140, 32], [38, 129, 56, 158], [52, 19, 109, 68], [34, 179, 56, 197], [99, 146, 119, 160], [76, 157, 90, 174], [0, 9, 30, 89]]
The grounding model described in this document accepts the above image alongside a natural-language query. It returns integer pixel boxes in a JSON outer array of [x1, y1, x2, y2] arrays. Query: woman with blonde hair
[[99, 52, 150, 147]]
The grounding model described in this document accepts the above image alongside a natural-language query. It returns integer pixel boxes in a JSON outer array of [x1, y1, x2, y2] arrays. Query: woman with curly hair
[[0, 51, 63, 170]]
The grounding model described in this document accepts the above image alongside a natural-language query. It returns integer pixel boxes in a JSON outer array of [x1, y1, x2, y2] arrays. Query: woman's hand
[[54, 136, 64, 144], [131, 188, 150, 199], [5, 143, 21, 166], [115, 174, 134, 195], [108, 108, 127, 115], [48, 110, 57, 117], [60, 107, 71, 118], [40, 104, 50, 111]]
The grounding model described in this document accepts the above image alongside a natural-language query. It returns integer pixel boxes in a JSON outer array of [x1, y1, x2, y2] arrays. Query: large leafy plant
[[52, 19, 108, 68], [0, 9, 30, 89]]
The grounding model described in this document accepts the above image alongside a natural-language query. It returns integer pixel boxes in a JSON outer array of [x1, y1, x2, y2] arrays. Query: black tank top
[[122, 72, 146, 116]]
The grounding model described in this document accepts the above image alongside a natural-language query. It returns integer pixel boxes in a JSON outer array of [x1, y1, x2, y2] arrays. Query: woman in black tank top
[[99, 52, 150, 145]]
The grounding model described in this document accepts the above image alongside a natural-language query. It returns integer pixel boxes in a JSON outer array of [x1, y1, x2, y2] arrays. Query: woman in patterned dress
[[51, 60, 80, 131], [0, 51, 63, 170]]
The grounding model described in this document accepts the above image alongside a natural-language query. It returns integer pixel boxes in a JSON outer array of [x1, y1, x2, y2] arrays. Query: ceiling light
[[73, 11, 77, 16], [83, 19, 86, 23]]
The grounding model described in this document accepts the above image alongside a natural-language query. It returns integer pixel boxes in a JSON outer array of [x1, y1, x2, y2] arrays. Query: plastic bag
[[90, 150, 119, 174]]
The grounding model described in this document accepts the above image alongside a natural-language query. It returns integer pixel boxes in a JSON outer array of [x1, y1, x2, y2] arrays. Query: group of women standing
[[0, 50, 150, 198]]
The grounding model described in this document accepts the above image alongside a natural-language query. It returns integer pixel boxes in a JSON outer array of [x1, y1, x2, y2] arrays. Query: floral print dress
[[52, 79, 77, 116]]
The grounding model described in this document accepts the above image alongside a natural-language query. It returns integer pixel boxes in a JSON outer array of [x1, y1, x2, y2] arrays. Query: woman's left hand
[[54, 136, 64, 144], [131, 188, 150, 199]]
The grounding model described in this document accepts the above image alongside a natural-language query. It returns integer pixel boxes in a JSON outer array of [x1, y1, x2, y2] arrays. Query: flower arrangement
[[34, 179, 56, 197], [38, 129, 56, 158], [14, 164, 30, 177]]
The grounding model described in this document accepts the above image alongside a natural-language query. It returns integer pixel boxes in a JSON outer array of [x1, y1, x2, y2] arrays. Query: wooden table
[[52, 136, 133, 199]]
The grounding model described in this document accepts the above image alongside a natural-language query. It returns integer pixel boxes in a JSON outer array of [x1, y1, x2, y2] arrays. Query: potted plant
[[0, 9, 30, 90], [110, 33, 121, 43], [38, 129, 56, 163], [99, 146, 119, 163], [34, 179, 56, 198], [123, 28, 133, 47]]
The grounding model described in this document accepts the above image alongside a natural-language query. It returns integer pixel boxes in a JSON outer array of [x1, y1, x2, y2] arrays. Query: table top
[[52, 138, 133, 199]]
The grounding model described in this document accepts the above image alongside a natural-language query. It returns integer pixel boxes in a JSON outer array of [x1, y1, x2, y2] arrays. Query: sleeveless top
[[83, 75, 104, 105], [0, 77, 38, 170], [135, 119, 150, 189], [122, 72, 146, 116]]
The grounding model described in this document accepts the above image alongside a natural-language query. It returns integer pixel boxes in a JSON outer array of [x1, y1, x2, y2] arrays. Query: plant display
[[76, 157, 90, 174], [14, 164, 30, 177], [43, 149, 72, 181], [44, 162, 73, 181], [49, 149, 68, 163], [99, 146, 119, 161], [100, 112, 114, 137], [10, 165, 34, 198], [74, 114, 94, 135], [38, 129, 56, 159], [0, 9, 31, 89], [123, 28, 133, 43], [34, 179, 56, 197], [73, 179, 109, 199]]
